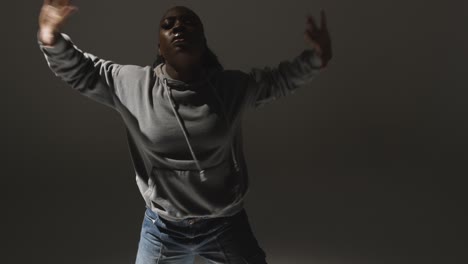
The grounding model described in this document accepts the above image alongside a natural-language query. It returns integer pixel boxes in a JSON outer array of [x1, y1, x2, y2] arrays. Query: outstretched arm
[[244, 10, 332, 109], [38, 0, 124, 108]]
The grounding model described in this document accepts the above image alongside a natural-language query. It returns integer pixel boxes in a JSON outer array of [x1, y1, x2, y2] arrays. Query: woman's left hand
[[305, 9, 332, 68]]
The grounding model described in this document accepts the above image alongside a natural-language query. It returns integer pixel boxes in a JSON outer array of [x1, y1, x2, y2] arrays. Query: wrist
[[38, 28, 59, 46]]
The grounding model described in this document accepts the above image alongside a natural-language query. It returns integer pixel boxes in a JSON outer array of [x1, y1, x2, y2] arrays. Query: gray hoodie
[[38, 33, 323, 221]]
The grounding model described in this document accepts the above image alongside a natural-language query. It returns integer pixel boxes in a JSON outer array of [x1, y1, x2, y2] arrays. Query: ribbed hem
[[153, 199, 245, 222], [37, 32, 70, 54]]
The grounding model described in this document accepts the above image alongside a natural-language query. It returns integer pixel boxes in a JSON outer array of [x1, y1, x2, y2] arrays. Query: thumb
[[62, 6, 79, 18]]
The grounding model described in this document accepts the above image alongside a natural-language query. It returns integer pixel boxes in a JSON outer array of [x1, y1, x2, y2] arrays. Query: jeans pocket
[[144, 208, 159, 225]]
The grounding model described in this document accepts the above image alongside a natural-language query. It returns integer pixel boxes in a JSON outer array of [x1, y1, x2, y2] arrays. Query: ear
[[158, 43, 161, 55]]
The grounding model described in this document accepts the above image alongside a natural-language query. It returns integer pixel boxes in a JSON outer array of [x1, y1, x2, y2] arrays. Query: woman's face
[[158, 6, 206, 68]]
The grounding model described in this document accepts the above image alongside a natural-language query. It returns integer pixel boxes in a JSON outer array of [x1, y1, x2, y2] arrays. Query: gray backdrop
[[3, 0, 467, 263]]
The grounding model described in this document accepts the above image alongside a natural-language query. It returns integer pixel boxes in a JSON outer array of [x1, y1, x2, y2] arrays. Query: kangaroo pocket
[[149, 160, 243, 217]]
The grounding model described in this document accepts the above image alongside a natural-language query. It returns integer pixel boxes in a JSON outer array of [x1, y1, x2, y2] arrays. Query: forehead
[[161, 7, 199, 21]]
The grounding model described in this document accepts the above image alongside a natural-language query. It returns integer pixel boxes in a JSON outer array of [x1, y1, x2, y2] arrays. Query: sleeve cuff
[[301, 48, 324, 69], [37, 32, 71, 54]]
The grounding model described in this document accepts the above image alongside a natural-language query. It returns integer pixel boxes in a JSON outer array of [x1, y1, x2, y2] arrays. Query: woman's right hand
[[38, 0, 78, 46]]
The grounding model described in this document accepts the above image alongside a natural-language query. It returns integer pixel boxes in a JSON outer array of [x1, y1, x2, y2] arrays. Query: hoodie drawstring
[[163, 78, 207, 182], [161, 74, 241, 182]]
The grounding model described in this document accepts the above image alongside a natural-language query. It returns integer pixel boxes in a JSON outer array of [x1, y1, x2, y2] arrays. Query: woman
[[38, 0, 332, 263]]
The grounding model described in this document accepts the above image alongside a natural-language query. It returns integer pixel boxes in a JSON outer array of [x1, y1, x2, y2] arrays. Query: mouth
[[172, 33, 189, 43]]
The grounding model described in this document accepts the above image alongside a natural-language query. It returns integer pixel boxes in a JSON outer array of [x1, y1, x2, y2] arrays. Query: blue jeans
[[135, 207, 267, 264]]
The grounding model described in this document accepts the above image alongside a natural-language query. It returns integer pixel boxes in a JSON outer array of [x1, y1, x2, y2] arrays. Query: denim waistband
[[145, 206, 244, 227]]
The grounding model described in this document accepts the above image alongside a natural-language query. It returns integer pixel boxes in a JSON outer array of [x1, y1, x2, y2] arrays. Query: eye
[[161, 18, 175, 30], [182, 17, 193, 24], [182, 16, 200, 26]]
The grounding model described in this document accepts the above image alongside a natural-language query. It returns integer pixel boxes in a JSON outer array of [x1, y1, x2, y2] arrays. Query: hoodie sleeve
[[243, 48, 323, 109], [38, 32, 124, 108]]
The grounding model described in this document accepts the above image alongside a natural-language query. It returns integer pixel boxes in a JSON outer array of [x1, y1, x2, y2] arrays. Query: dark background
[[3, 0, 467, 263]]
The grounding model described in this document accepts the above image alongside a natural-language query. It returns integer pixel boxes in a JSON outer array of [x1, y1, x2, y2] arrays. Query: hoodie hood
[[154, 63, 219, 89]]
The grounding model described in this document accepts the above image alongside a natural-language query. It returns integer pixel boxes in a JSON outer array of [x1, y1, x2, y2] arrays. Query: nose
[[173, 20, 186, 34]]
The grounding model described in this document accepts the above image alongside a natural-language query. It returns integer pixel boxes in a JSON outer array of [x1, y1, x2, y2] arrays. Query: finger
[[51, 0, 69, 7], [62, 6, 78, 17], [320, 9, 328, 31], [306, 16, 321, 40], [304, 30, 317, 47], [40, 4, 58, 18], [48, 0, 65, 8], [48, 0, 61, 7], [304, 31, 313, 46], [56, 0, 70, 5], [304, 33, 323, 55], [306, 15, 319, 32]]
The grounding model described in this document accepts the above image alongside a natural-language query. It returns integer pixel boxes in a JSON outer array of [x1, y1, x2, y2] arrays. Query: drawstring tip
[[199, 170, 207, 182]]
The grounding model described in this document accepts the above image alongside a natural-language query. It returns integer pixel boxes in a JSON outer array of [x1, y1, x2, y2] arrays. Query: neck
[[164, 63, 204, 83]]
